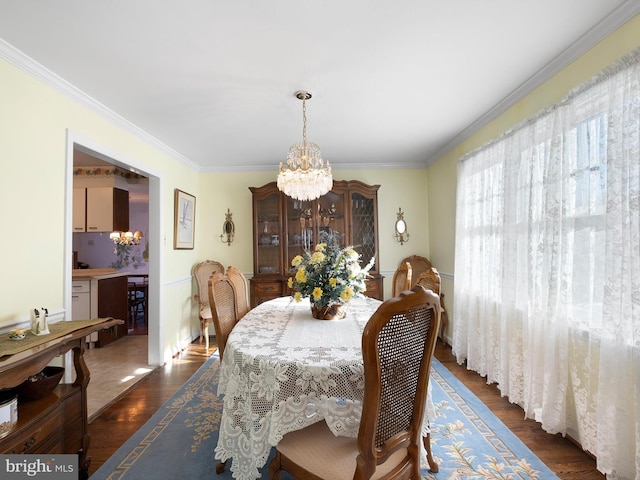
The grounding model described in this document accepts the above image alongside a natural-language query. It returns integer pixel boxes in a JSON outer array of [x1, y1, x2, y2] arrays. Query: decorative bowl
[[16, 366, 65, 402], [7, 328, 27, 341]]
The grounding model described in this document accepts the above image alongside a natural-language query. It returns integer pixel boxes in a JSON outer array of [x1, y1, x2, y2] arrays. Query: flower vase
[[310, 303, 346, 320]]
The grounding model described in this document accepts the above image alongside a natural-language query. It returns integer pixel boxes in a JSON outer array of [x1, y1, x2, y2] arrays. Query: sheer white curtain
[[453, 49, 640, 479]]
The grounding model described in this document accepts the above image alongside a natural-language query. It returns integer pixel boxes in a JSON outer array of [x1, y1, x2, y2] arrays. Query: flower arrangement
[[287, 233, 374, 316]]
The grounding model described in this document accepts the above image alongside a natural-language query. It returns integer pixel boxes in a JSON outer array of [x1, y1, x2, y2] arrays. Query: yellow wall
[[0, 56, 200, 361], [4, 12, 638, 359], [0, 50, 429, 360], [426, 13, 640, 340], [197, 168, 429, 300]]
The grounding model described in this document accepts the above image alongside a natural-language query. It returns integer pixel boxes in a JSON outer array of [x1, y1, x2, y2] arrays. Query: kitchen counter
[[72, 270, 129, 347], [72, 268, 129, 280]]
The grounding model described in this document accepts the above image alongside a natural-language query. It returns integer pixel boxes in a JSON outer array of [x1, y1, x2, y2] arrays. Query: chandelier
[[277, 90, 332, 201], [110, 230, 143, 253]]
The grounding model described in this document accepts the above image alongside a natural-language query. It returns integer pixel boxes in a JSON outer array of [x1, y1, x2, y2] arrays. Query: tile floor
[[84, 334, 155, 422]]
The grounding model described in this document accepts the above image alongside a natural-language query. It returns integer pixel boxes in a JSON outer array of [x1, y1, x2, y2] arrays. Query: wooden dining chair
[[226, 266, 250, 320], [269, 285, 441, 480], [399, 255, 433, 289], [193, 260, 225, 351], [208, 271, 241, 475], [415, 268, 448, 345], [208, 272, 240, 361], [392, 261, 412, 297]]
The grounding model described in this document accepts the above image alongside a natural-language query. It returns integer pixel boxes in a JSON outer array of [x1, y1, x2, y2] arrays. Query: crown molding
[[0, 37, 202, 172], [200, 159, 426, 173], [425, 1, 640, 166], [3, 1, 638, 174]]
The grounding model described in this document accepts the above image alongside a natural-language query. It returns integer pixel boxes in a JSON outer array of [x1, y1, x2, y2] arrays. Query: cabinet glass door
[[255, 193, 282, 275], [317, 191, 346, 249], [286, 197, 314, 262], [351, 192, 376, 271]]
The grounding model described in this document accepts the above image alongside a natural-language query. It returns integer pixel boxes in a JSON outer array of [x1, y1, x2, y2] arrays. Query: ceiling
[[1, 1, 639, 172]]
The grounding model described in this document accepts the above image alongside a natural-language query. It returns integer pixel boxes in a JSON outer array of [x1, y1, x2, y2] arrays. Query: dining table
[[214, 295, 435, 480]]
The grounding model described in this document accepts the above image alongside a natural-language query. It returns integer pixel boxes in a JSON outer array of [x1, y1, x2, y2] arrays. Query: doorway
[[64, 130, 162, 366]]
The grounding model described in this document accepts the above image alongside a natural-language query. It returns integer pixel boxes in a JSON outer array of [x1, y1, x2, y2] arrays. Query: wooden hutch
[[249, 180, 383, 306]]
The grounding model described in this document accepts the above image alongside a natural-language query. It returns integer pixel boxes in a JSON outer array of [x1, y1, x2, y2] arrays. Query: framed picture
[[174, 189, 196, 249]]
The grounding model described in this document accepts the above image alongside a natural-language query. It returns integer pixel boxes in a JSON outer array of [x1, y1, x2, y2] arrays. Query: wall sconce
[[394, 208, 409, 245], [220, 208, 235, 246]]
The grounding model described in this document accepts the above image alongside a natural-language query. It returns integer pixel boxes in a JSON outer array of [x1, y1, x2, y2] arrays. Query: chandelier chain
[[302, 96, 307, 147]]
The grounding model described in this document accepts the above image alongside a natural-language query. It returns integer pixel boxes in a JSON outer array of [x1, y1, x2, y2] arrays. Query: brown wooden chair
[[415, 268, 448, 344], [127, 275, 148, 330], [208, 271, 241, 475], [400, 255, 433, 289], [401, 256, 449, 343], [269, 285, 441, 480], [193, 260, 225, 351], [208, 272, 240, 361], [392, 261, 412, 297], [226, 266, 250, 320], [414, 268, 441, 296]]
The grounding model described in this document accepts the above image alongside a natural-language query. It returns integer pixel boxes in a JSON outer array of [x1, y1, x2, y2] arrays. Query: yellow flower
[[310, 251, 325, 263], [295, 268, 307, 283], [340, 286, 354, 302], [291, 255, 303, 267], [287, 277, 293, 288], [294, 291, 302, 302], [312, 287, 323, 300], [329, 277, 338, 287], [315, 243, 326, 252]]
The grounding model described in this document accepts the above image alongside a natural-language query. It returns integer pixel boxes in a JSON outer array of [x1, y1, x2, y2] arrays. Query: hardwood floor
[[434, 341, 603, 479], [87, 339, 603, 479], [87, 339, 214, 477]]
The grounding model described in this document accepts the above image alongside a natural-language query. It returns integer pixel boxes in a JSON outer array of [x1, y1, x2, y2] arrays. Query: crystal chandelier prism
[[277, 91, 332, 201]]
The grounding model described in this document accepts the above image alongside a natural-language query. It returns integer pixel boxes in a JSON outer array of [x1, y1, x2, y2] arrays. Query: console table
[[0, 318, 123, 479]]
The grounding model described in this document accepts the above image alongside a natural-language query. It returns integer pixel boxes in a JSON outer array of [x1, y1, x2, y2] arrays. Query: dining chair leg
[[423, 432, 439, 472], [268, 451, 283, 480], [439, 294, 448, 345], [203, 323, 209, 351]]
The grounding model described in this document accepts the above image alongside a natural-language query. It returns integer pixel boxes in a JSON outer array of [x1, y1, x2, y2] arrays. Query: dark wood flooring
[[434, 341, 603, 479], [87, 339, 604, 479]]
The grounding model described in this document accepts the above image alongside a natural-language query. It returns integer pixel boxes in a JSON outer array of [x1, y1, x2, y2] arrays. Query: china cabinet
[[249, 180, 383, 306]]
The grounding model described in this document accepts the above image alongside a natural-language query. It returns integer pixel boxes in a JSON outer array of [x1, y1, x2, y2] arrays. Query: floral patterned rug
[[91, 354, 558, 480]]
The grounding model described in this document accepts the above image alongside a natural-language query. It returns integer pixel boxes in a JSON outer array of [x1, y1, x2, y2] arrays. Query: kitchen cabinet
[[73, 187, 129, 233], [0, 319, 122, 480], [73, 188, 87, 232], [71, 270, 128, 347], [71, 281, 91, 321], [249, 180, 383, 306]]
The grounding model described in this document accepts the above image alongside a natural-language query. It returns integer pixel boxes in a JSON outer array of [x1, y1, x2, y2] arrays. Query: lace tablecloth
[[215, 296, 433, 480]]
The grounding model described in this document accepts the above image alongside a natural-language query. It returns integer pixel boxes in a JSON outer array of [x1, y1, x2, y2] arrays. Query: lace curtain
[[453, 49, 640, 479]]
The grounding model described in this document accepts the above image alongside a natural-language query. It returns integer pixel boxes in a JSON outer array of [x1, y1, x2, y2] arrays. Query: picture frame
[[174, 189, 196, 249]]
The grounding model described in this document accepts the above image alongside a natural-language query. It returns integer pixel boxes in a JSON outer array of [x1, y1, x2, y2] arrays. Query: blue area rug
[[90, 353, 558, 480]]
